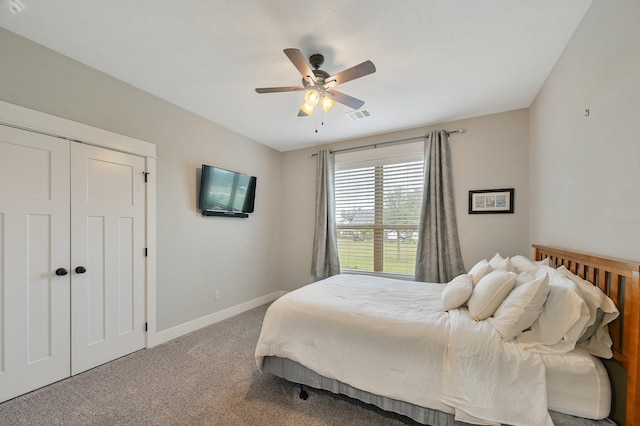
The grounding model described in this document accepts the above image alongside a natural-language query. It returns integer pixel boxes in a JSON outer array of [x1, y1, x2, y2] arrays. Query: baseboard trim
[[147, 290, 286, 347]]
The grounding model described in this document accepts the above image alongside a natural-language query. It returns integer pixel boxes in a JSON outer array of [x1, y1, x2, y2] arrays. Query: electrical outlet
[[214, 290, 221, 300]]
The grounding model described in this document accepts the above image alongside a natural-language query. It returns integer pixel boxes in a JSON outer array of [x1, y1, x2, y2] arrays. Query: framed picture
[[468, 188, 514, 214]]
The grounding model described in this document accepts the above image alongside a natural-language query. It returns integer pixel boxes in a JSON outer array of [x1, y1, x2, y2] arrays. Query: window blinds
[[335, 159, 424, 275]]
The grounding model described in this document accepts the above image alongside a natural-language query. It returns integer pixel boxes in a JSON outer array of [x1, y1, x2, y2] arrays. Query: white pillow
[[557, 266, 619, 358], [537, 257, 551, 267], [533, 264, 559, 280], [515, 271, 535, 286], [578, 324, 615, 358], [517, 273, 590, 354], [441, 274, 474, 311], [468, 259, 493, 285], [510, 255, 538, 274], [487, 274, 550, 341], [507, 255, 552, 274], [489, 253, 516, 272], [468, 270, 517, 321]]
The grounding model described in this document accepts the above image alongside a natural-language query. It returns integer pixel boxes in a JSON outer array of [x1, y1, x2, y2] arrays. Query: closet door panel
[[0, 125, 71, 403], [71, 143, 145, 375], [86, 215, 106, 345], [117, 216, 135, 334], [27, 214, 55, 363]]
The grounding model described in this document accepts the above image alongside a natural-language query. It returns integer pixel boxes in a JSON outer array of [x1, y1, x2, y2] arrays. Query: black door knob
[[55, 268, 68, 276], [75, 266, 87, 274]]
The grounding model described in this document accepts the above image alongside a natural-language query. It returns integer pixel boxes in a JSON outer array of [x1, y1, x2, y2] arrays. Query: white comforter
[[255, 274, 552, 425]]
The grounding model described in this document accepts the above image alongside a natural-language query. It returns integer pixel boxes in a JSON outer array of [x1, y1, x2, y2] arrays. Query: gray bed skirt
[[261, 356, 616, 426]]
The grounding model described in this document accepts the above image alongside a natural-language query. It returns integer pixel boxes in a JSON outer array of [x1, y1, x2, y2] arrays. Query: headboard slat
[[609, 275, 622, 355]]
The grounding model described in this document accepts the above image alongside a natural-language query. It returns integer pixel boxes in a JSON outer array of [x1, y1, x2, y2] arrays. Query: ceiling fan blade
[[283, 48, 316, 85], [325, 60, 376, 87], [298, 110, 309, 117], [327, 89, 365, 110], [255, 86, 306, 93]]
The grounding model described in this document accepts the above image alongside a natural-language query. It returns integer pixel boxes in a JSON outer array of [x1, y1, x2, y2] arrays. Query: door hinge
[[144, 248, 148, 257], [142, 171, 150, 182], [144, 322, 148, 332]]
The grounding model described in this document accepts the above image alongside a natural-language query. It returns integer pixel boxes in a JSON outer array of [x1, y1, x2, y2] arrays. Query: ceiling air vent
[[345, 108, 372, 121]]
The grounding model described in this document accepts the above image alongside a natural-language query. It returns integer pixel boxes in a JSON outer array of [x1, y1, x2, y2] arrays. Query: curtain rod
[[309, 128, 466, 157]]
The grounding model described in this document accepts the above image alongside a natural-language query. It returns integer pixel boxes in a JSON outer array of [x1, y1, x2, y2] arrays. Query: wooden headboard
[[533, 245, 639, 424]]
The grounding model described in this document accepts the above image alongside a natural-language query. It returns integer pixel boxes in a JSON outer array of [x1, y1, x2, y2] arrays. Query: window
[[335, 152, 424, 276]]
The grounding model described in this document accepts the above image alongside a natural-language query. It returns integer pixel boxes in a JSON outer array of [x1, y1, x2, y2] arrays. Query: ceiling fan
[[255, 48, 376, 117]]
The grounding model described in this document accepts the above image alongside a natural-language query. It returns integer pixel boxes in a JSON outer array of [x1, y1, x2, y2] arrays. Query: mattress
[[544, 349, 611, 419]]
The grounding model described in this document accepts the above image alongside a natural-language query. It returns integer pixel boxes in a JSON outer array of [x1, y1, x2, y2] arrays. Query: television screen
[[198, 164, 256, 215]]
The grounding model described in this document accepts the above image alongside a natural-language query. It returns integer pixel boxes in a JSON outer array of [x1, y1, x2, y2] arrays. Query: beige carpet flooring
[[0, 304, 419, 425]]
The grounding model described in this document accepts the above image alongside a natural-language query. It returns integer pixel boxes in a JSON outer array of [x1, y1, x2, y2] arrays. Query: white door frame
[[0, 100, 158, 348]]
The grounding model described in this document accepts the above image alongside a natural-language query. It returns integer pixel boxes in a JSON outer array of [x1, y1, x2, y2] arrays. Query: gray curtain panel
[[415, 131, 465, 283], [311, 150, 340, 281]]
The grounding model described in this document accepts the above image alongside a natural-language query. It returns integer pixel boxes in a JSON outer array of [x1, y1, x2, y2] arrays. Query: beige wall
[[280, 109, 530, 290], [0, 28, 283, 331], [529, 0, 640, 261]]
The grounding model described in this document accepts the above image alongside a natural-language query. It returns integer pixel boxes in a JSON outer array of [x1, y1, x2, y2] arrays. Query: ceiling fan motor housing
[[302, 69, 329, 87], [309, 53, 324, 69]]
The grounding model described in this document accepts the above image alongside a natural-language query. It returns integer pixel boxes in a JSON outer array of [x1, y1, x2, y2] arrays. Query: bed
[[255, 246, 639, 425]]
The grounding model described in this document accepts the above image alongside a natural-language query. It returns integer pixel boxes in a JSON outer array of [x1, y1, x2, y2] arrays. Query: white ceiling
[[0, 0, 592, 152]]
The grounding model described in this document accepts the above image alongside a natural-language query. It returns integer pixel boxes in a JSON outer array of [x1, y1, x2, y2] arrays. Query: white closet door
[[70, 143, 146, 375], [0, 125, 71, 402]]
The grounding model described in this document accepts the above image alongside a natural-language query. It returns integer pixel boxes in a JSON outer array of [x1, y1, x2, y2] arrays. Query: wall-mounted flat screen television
[[198, 164, 257, 217]]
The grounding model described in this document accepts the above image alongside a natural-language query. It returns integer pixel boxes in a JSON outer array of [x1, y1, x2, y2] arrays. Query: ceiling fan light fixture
[[304, 89, 320, 106], [300, 101, 315, 116], [321, 96, 335, 113]]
